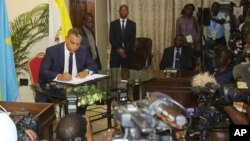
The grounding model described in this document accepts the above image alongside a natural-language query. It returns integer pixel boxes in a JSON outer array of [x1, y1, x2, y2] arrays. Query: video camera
[[10, 110, 39, 141], [111, 92, 188, 141], [188, 81, 250, 140], [203, 40, 219, 72], [193, 82, 250, 106]]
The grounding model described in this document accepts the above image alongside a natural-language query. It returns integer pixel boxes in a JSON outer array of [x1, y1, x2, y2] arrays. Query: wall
[[6, 0, 49, 102]]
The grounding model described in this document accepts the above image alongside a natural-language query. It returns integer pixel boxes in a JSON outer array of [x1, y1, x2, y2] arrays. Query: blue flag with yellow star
[[0, 0, 18, 101]]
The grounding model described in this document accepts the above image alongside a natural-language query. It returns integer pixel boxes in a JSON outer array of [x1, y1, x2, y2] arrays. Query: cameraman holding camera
[[221, 49, 250, 125], [222, 21, 250, 124]]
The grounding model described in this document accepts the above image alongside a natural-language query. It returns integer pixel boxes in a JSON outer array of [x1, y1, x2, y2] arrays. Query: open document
[[54, 74, 108, 85]]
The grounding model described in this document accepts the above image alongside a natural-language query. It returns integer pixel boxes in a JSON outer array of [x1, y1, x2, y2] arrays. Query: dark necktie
[[68, 53, 73, 74], [175, 48, 181, 68], [121, 20, 125, 47], [122, 20, 125, 32]]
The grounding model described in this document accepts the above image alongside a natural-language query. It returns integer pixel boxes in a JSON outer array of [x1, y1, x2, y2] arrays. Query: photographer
[[221, 54, 250, 124], [233, 21, 250, 65]]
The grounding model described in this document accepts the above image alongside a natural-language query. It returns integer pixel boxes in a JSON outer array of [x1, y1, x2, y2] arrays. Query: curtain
[[109, 0, 234, 70]]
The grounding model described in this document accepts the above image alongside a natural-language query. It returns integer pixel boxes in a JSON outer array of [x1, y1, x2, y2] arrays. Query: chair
[[131, 37, 153, 70], [28, 52, 67, 118], [28, 52, 45, 98]]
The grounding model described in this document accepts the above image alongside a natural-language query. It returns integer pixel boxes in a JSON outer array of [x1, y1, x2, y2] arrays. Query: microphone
[[205, 82, 220, 93], [191, 72, 218, 88]]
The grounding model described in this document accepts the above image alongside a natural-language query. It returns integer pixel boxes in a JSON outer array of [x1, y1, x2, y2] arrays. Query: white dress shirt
[[64, 45, 77, 76], [120, 18, 127, 29], [172, 47, 182, 68]]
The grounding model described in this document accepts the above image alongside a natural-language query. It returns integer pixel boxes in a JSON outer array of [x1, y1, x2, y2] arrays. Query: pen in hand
[[58, 72, 72, 81]]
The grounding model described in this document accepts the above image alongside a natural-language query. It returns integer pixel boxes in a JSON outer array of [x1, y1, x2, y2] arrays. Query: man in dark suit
[[37, 28, 97, 102], [81, 13, 102, 70], [109, 5, 136, 69], [159, 34, 194, 71]]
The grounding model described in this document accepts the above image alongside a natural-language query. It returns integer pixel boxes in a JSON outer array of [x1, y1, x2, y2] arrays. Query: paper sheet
[[54, 74, 108, 85]]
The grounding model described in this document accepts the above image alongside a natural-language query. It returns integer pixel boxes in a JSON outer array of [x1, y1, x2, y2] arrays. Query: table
[[141, 70, 198, 108], [96, 68, 154, 128], [53, 73, 111, 132], [0, 101, 56, 140], [99, 68, 154, 101], [31, 68, 154, 133]]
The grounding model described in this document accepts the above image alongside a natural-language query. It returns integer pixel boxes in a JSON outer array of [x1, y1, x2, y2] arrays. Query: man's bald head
[[56, 113, 87, 141]]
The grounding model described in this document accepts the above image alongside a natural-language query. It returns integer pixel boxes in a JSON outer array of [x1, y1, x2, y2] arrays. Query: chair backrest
[[131, 37, 153, 70], [28, 52, 45, 84]]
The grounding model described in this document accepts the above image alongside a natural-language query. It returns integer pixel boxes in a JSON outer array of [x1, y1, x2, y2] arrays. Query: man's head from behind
[[56, 113, 87, 141], [65, 28, 83, 53]]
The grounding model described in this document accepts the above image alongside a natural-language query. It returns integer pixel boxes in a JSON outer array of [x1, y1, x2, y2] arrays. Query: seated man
[[159, 34, 194, 71], [37, 28, 98, 102]]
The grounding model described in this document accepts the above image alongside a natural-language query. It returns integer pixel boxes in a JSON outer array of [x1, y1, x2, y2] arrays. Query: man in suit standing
[[37, 28, 97, 102], [159, 34, 194, 71], [109, 5, 136, 69], [81, 13, 102, 70]]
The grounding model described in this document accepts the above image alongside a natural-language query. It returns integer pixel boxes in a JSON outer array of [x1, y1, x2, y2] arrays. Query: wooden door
[[69, 0, 95, 29]]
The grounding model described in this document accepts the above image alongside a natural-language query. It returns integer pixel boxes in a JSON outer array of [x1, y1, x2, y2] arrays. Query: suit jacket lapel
[[170, 47, 175, 63]]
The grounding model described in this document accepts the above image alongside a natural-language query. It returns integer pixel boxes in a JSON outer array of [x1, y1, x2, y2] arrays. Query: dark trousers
[[35, 91, 49, 103], [110, 52, 131, 69]]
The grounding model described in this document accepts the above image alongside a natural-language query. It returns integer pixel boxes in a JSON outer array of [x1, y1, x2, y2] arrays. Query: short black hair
[[185, 3, 195, 11], [119, 5, 128, 11], [56, 113, 87, 141], [212, 2, 220, 8], [68, 28, 83, 37], [181, 3, 195, 15]]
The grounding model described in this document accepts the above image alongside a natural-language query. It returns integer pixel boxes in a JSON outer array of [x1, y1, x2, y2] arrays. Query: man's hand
[[116, 48, 127, 58], [57, 72, 72, 81], [76, 70, 89, 78], [102, 128, 115, 141], [156, 113, 180, 129], [25, 129, 38, 141]]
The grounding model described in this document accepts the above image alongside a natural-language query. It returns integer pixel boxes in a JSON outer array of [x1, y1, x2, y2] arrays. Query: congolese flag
[[49, 0, 72, 46], [0, 0, 18, 101]]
